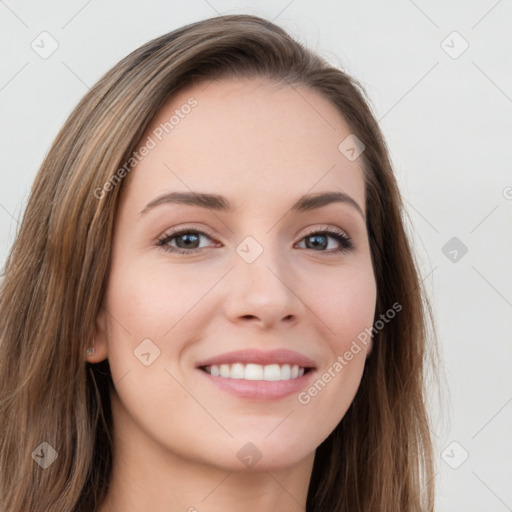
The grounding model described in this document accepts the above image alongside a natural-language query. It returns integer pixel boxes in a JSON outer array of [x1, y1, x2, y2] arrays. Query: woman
[[0, 14, 436, 512]]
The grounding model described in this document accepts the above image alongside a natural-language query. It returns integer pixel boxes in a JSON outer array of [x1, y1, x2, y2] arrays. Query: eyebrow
[[139, 190, 365, 219]]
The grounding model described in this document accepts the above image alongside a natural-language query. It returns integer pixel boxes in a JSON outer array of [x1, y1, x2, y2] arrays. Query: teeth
[[244, 363, 263, 380], [203, 363, 307, 381], [263, 364, 281, 381], [220, 364, 230, 378], [231, 363, 245, 379]]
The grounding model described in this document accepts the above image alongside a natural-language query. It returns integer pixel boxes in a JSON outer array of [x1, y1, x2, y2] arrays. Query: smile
[[201, 363, 309, 381]]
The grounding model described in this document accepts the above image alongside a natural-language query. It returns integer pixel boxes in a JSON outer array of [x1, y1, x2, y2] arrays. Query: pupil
[[306, 234, 327, 250], [177, 233, 199, 248]]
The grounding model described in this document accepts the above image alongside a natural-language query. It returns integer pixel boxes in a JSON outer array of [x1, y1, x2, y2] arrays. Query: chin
[[218, 435, 316, 472]]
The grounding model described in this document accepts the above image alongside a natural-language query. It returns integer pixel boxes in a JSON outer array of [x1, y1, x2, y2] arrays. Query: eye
[[156, 226, 355, 255], [296, 227, 354, 254], [156, 228, 219, 254]]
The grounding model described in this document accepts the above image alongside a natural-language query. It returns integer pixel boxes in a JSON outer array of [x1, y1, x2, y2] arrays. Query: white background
[[1, 1, 511, 510]]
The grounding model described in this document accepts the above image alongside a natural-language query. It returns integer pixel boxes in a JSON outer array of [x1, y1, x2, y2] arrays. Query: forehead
[[124, 77, 366, 215]]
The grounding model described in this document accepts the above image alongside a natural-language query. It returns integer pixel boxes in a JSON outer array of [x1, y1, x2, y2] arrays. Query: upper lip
[[196, 349, 317, 369]]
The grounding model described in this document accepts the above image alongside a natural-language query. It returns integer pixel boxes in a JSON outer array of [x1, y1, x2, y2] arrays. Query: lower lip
[[198, 368, 316, 400]]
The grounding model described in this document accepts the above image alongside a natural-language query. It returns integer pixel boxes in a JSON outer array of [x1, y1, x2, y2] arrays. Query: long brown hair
[[0, 14, 436, 511]]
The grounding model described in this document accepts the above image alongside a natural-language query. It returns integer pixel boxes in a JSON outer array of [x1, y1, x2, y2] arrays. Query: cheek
[[100, 258, 172, 385], [105, 257, 203, 339], [291, 264, 376, 435], [101, 264, 194, 423], [103, 256, 222, 388], [308, 263, 377, 351]]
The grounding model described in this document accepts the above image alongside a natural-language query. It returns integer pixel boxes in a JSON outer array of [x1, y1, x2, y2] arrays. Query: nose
[[222, 241, 303, 329]]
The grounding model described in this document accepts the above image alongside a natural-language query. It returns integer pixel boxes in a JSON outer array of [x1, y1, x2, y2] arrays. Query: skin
[[92, 77, 377, 511]]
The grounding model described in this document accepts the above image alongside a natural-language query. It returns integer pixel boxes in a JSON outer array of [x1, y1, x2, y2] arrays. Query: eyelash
[[156, 226, 354, 255]]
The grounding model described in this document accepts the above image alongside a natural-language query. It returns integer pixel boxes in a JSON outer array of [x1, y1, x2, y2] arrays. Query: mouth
[[195, 349, 317, 400], [200, 363, 312, 381]]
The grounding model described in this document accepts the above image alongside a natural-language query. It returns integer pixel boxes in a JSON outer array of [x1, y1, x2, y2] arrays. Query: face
[[94, 77, 377, 472]]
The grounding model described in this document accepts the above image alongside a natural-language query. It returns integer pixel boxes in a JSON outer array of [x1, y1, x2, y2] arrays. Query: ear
[[86, 306, 109, 363]]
